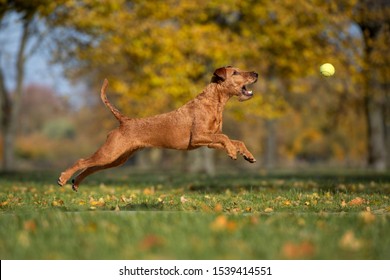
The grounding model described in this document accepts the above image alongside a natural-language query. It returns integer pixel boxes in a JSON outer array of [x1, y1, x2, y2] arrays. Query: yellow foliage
[[33, 0, 377, 165], [51, 0, 360, 119]]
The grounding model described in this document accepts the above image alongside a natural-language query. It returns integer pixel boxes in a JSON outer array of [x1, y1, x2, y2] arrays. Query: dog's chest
[[209, 111, 223, 133]]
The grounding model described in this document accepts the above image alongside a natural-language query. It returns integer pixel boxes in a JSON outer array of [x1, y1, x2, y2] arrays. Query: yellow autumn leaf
[[283, 200, 291, 206], [89, 197, 105, 207], [51, 199, 64, 207], [359, 211, 376, 224], [210, 215, 237, 232], [0, 200, 9, 207], [143, 187, 155, 195], [339, 230, 363, 251]]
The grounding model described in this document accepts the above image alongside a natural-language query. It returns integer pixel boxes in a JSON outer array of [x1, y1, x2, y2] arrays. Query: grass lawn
[[0, 169, 389, 259]]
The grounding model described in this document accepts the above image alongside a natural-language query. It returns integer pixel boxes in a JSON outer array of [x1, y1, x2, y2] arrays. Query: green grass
[[0, 169, 389, 259]]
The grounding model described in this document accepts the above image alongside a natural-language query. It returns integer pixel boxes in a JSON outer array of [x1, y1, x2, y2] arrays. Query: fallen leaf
[[139, 234, 164, 251], [180, 195, 189, 204], [210, 215, 228, 231], [339, 230, 363, 251], [214, 203, 223, 212], [143, 187, 155, 195], [210, 215, 237, 232], [359, 211, 376, 224], [24, 220, 37, 233], [226, 220, 237, 232], [51, 199, 64, 207], [264, 207, 273, 213], [90, 197, 105, 207], [348, 197, 365, 206], [282, 241, 315, 259], [248, 215, 259, 225], [283, 200, 291, 206], [340, 200, 347, 208], [0, 200, 9, 207]]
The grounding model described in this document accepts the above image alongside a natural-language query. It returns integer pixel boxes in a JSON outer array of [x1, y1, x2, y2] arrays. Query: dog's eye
[[232, 71, 239, 75]]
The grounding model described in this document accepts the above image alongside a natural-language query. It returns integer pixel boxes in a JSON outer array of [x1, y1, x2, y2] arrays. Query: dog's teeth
[[248, 91, 253, 94]]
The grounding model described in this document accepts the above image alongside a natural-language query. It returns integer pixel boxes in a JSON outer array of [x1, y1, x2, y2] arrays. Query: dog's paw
[[229, 153, 237, 160], [71, 179, 79, 192], [244, 155, 256, 163], [227, 149, 237, 160], [57, 177, 66, 187], [58, 172, 70, 187]]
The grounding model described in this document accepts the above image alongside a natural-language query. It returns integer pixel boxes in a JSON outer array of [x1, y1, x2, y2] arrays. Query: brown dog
[[58, 66, 258, 191]]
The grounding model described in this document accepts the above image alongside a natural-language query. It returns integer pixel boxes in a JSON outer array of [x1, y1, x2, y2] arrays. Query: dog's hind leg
[[57, 129, 132, 188], [71, 151, 135, 191]]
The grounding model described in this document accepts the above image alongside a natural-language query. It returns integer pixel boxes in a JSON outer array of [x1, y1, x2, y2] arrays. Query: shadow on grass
[[122, 202, 164, 211]]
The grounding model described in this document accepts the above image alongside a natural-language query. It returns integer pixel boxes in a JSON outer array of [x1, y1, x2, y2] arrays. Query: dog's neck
[[196, 83, 232, 107]]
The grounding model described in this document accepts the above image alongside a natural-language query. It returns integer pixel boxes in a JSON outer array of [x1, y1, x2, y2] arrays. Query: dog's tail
[[100, 79, 125, 123]]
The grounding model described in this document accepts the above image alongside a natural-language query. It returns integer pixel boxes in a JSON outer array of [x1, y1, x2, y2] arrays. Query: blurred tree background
[[0, 0, 389, 173]]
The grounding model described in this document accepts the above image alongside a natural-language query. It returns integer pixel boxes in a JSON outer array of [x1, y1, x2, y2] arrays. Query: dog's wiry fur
[[58, 66, 258, 191]]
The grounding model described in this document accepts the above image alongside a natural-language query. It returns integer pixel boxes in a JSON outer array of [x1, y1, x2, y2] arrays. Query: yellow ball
[[320, 63, 335, 77]]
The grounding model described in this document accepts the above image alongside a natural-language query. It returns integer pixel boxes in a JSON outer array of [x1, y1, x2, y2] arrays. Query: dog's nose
[[252, 72, 258, 79]]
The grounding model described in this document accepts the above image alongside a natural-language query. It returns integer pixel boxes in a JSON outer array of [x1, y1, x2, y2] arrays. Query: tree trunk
[[264, 119, 277, 169], [188, 147, 216, 176], [386, 74, 390, 170], [0, 68, 13, 169], [361, 30, 388, 171], [0, 20, 30, 170], [356, 0, 389, 171], [364, 92, 387, 171]]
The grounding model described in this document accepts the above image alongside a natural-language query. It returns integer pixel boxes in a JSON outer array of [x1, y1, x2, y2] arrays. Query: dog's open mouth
[[241, 85, 253, 97], [238, 81, 256, 102]]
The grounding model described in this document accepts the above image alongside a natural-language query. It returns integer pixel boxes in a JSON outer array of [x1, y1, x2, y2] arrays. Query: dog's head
[[211, 66, 258, 101]]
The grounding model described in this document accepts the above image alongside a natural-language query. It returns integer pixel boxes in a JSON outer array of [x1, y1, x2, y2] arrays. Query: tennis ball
[[320, 63, 335, 77]]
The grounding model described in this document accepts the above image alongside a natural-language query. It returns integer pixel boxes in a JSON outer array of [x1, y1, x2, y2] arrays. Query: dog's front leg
[[231, 140, 256, 163], [206, 139, 256, 163], [191, 133, 238, 160]]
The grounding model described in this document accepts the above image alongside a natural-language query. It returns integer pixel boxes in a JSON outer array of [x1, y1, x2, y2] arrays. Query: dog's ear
[[211, 67, 227, 83]]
